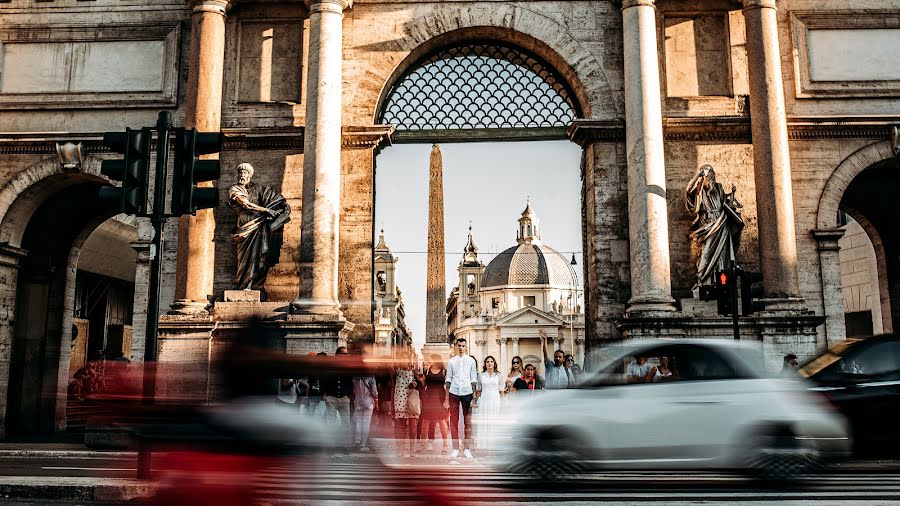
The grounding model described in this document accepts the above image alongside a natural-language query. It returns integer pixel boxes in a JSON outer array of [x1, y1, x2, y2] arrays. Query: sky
[[374, 140, 583, 349]]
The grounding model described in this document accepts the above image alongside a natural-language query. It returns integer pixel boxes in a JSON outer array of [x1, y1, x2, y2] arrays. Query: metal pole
[[142, 111, 171, 401], [731, 266, 741, 341], [138, 111, 171, 480]]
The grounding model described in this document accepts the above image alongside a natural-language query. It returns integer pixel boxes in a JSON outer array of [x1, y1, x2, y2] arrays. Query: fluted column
[[172, 0, 232, 314], [511, 337, 520, 359], [293, 0, 352, 316], [743, 0, 802, 302], [622, 0, 675, 314]]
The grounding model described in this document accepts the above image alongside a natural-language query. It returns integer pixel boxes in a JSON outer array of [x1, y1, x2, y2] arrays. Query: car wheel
[[744, 426, 821, 482], [509, 428, 587, 481]]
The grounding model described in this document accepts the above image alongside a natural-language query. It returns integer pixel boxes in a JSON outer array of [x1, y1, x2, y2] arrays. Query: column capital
[[187, 0, 234, 15], [511, 337, 519, 344], [621, 0, 655, 9], [812, 228, 846, 251], [305, 0, 352, 13], [742, 0, 777, 10]]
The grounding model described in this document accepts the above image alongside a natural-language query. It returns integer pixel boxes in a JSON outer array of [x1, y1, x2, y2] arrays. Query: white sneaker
[[426, 441, 434, 451], [449, 449, 460, 459], [463, 449, 474, 459], [359, 446, 370, 452]]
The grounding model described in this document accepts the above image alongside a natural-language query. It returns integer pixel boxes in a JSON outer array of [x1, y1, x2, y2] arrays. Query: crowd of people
[[276, 336, 585, 459]]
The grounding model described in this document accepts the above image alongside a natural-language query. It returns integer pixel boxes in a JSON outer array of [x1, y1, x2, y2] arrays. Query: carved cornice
[[223, 127, 304, 151], [305, 0, 352, 13], [664, 117, 751, 142], [567, 120, 625, 147], [621, 0, 655, 9], [342, 125, 394, 151]]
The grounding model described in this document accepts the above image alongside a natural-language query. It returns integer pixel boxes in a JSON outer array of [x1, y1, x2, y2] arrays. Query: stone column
[[814, 229, 846, 351], [575, 338, 585, 368], [622, 0, 675, 314], [0, 244, 27, 439], [743, 0, 802, 302], [498, 338, 507, 376], [511, 337, 520, 359], [293, 0, 352, 316], [172, 0, 232, 314]]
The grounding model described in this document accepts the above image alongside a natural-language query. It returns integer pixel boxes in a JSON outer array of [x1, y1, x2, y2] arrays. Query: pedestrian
[[626, 354, 656, 383], [304, 352, 327, 417], [780, 353, 799, 378], [473, 356, 503, 454], [418, 354, 450, 454], [321, 346, 353, 452], [653, 356, 674, 382], [512, 364, 544, 395], [564, 354, 580, 384], [373, 359, 394, 439], [393, 351, 420, 457], [540, 332, 572, 389], [352, 373, 378, 452], [444, 338, 478, 459], [504, 355, 524, 395]]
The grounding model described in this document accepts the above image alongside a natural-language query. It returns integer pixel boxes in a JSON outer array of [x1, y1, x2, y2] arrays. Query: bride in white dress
[[473, 356, 503, 454]]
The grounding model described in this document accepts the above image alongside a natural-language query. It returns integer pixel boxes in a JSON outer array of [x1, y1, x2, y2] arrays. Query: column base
[[626, 295, 677, 317], [291, 298, 344, 318], [168, 299, 211, 316]]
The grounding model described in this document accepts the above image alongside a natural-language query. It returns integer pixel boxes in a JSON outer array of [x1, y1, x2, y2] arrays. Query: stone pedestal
[[224, 290, 261, 302]]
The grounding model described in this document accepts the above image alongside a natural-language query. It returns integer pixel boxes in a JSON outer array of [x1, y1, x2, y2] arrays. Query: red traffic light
[[718, 272, 728, 286]]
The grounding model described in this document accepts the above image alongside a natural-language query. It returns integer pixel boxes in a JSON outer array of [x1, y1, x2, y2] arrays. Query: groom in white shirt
[[444, 338, 478, 459]]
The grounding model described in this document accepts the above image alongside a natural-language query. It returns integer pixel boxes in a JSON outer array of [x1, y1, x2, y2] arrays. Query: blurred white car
[[492, 339, 850, 480]]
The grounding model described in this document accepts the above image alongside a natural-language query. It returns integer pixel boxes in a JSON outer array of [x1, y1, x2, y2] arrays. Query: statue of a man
[[228, 163, 291, 291], [685, 164, 744, 288]]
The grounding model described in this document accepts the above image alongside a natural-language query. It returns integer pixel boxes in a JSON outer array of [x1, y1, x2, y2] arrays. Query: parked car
[[490, 339, 850, 481], [800, 333, 900, 457]]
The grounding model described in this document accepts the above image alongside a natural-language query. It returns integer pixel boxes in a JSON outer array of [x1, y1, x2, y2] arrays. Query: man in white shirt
[[626, 354, 656, 383], [444, 338, 478, 459]]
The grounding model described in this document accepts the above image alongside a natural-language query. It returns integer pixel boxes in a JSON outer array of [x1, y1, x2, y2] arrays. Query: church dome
[[482, 243, 578, 288]]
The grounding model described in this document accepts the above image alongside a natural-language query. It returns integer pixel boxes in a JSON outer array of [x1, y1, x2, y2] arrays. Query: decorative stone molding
[[222, 128, 305, 151], [188, 0, 234, 15], [0, 243, 27, 269], [742, 0, 777, 9], [812, 229, 846, 251], [566, 120, 625, 146], [664, 117, 751, 142], [55, 142, 84, 172], [305, 0, 352, 12], [621, 0, 655, 9], [342, 125, 394, 151]]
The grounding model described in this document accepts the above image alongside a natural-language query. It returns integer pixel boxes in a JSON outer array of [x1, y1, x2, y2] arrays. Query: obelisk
[[425, 144, 449, 352]]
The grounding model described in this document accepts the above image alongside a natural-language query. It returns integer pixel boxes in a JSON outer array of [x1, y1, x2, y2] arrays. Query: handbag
[[406, 386, 422, 417]]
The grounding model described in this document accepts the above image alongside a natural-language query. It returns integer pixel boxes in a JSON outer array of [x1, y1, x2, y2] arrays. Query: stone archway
[[815, 140, 899, 347], [0, 157, 145, 436]]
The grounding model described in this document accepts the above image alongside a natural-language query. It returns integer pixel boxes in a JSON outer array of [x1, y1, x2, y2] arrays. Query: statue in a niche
[[685, 164, 744, 289], [228, 163, 291, 291]]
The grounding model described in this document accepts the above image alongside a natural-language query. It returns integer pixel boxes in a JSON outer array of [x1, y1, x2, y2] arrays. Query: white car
[[491, 339, 850, 480]]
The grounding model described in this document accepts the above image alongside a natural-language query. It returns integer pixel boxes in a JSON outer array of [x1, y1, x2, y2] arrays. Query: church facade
[[447, 205, 586, 373], [0, 0, 898, 435]]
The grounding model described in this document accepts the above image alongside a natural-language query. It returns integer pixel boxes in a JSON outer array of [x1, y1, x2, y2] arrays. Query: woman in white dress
[[473, 356, 503, 454]]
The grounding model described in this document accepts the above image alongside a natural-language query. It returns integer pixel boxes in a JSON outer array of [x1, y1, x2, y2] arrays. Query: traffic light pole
[[731, 266, 741, 341], [142, 111, 172, 403]]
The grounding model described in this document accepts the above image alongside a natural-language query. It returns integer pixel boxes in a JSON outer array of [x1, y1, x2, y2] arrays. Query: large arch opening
[[0, 168, 139, 437], [372, 34, 589, 370], [837, 155, 900, 339]]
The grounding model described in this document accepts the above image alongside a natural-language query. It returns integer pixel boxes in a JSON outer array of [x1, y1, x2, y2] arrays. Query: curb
[[0, 479, 156, 502], [0, 450, 136, 459]]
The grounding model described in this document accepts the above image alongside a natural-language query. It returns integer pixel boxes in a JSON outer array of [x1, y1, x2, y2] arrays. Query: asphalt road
[[2, 454, 900, 504]]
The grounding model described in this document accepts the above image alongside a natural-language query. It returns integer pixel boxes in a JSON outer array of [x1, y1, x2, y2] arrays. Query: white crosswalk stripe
[[245, 461, 900, 504]]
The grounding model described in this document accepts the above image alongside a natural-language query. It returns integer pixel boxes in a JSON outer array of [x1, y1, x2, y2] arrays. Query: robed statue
[[228, 163, 291, 291], [685, 164, 744, 288]]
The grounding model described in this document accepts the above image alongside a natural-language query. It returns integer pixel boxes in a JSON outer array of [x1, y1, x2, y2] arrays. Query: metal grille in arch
[[380, 43, 579, 130]]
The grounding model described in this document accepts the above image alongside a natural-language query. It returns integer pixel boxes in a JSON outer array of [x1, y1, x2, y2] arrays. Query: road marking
[[41, 466, 136, 472]]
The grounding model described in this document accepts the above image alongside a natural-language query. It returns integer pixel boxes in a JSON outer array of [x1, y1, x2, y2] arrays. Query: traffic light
[[98, 128, 151, 214], [172, 128, 223, 215], [714, 269, 737, 317], [740, 270, 765, 316]]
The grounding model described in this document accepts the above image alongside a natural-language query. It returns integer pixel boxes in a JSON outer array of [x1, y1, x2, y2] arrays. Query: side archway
[[816, 140, 894, 230]]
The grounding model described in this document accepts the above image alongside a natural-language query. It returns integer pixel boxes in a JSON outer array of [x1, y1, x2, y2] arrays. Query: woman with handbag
[[393, 351, 420, 457]]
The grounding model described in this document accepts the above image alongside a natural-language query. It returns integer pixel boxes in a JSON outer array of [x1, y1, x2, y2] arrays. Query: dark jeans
[[448, 393, 473, 450]]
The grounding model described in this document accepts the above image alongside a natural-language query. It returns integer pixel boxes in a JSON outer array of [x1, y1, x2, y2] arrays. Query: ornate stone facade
[[0, 0, 898, 435]]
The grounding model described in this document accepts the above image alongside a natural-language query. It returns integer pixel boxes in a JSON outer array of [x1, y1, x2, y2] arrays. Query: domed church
[[446, 204, 585, 374]]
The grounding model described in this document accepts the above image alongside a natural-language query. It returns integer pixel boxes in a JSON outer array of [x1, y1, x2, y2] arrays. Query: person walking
[[352, 373, 378, 452], [393, 351, 420, 457], [473, 356, 503, 454], [504, 356, 524, 395], [780, 353, 799, 378], [321, 346, 353, 453], [419, 355, 450, 454], [444, 338, 478, 459]]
